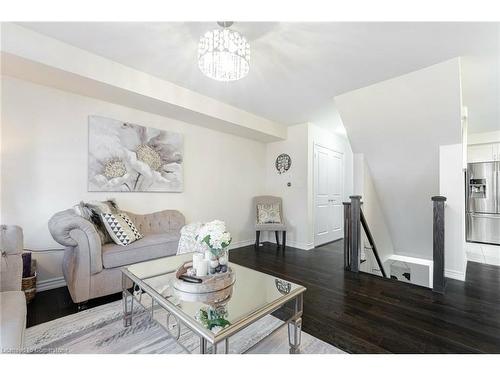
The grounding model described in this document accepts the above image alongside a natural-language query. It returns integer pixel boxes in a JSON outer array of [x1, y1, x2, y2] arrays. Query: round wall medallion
[[275, 153, 291, 174]]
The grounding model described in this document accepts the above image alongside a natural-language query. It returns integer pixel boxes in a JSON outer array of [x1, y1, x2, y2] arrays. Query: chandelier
[[198, 22, 250, 82]]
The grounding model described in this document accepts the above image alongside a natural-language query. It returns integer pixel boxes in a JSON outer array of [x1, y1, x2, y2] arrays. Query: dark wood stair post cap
[[349, 195, 362, 200], [432, 196, 447, 202]]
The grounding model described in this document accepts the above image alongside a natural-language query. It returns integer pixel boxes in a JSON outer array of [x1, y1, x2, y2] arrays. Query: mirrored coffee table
[[121, 253, 306, 354]]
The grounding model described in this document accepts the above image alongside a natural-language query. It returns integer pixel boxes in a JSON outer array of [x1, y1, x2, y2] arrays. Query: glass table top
[[123, 253, 306, 339]]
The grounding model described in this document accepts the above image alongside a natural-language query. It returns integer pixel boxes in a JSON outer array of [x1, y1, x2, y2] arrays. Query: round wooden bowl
[[173, 283, 234, 304]]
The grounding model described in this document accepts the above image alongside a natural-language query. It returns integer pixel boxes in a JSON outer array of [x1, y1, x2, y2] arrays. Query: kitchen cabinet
[[468, 143, 500, 163]]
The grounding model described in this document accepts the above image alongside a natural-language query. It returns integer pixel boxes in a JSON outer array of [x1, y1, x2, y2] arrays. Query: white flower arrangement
[[196, 220, 232, 256]]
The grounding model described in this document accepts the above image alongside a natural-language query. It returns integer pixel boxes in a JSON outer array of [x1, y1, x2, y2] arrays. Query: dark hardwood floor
[[230, 241, 500, 354], [28, 240, 500, 353], [27, 288, 121, 328]]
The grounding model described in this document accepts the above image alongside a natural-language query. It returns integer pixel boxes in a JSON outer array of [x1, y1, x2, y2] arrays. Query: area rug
[[25, 299, 345, 354]]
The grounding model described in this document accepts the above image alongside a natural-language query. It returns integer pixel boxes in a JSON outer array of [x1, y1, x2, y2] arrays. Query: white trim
[[445, 269, 466, 281], [466, 250, 485, 263], [386, 254, 434, 288], [36, 276, 66, 292], [228, 239, 255, 250], [266, 238, 314, 250]]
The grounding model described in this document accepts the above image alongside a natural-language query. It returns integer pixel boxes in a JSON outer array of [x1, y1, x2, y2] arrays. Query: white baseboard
[[37, 276, 66, 292], [228, 239, 255, 250], [466, 244, 500, 266], [265, 238, 314, 250], [445, 269, 466, 281]]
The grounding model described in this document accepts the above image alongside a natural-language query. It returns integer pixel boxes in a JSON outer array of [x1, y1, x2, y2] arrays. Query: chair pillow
[[100, 212, 144, 246], [257, 203, 282, 224]]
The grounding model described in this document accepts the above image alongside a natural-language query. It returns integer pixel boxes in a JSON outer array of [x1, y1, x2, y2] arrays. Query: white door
[[314, 144, 344, 246]]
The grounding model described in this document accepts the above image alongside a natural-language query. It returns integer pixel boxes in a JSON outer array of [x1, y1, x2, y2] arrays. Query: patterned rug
[[25, 299, 345, 354]]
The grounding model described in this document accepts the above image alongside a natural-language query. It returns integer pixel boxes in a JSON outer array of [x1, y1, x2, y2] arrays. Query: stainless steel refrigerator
[[466, 162, 500, 245]]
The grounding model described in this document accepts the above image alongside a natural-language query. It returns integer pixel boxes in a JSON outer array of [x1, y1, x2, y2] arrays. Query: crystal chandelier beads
[[198, 24, 250, 82]]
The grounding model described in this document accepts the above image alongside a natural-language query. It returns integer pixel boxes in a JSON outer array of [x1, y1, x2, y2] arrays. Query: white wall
[[460, 54, 499, 135], [265, 123, 311, 249], [1, 76, 268, 283], [336, 59, 463, 260], [439, 144, 466, 281], [353, 154, 395, 265], [264, 121, 354, 249]]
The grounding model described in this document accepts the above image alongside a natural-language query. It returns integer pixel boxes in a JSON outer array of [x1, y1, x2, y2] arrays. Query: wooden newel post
[[432, 196, 446, 294], [343, 202, 351, 270], [349, 196, 362, 273]]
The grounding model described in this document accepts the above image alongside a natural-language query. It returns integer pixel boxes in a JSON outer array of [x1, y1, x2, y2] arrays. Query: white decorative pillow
[[257, 203, 282, 224], [101, 212, 143, 246]]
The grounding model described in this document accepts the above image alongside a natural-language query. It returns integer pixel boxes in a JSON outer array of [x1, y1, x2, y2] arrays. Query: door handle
[[470, 213, 500, 219]]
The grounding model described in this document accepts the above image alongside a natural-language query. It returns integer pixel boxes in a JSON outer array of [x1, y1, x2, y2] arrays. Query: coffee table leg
[[122, 274, 133, 327], [288, 293, 303, 353], [199, 337, 207, 354]]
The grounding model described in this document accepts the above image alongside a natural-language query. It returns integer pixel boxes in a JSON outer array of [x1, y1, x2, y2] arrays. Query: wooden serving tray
[[173, 261, 236, 294]]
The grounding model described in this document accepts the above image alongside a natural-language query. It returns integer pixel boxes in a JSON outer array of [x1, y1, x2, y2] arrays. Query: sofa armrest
[[125, 210, 185, 235], [48, 209, 103, 274], [0, 225, 23, 292]]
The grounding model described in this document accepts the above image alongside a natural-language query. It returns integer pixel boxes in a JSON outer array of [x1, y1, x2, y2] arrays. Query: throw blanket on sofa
[[177, 222, 207, 255]]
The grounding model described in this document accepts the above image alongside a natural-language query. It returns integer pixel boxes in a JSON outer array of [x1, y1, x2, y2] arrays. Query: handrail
[[344, 195, 447, 291], [360, 209, 387, 278]]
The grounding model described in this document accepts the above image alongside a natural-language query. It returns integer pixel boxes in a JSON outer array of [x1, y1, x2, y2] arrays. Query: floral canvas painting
[[88, 116, 183, 192]]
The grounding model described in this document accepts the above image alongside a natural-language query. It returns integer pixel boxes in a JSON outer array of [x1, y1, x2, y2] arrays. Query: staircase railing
[[344, 194, 447, 292], [343, 195, 387, 278], [432, 196, 447, 294], [360, 209, 387, 278]]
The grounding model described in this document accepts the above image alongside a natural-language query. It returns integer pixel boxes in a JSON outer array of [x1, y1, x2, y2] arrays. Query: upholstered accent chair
[[253, 196, 286, 250], [49, 209, 185, 305], [0, 225, 26, 351]]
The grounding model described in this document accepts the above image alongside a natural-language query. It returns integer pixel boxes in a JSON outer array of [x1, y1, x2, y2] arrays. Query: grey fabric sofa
[[0, 225, 26, 352], [48, 209, 185, 304]]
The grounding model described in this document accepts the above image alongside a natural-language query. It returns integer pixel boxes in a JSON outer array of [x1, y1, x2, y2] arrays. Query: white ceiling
[[18, 22, 500, 130]]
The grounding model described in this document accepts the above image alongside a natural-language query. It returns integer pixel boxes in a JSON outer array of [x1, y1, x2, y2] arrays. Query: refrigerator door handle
[[470, 213, 500, 219], [497, 161, 499, 213]]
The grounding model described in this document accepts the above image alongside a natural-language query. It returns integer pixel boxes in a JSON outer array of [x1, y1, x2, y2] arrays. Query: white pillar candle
[[192, 253, 204, 270], [196, 259, 208, 277]]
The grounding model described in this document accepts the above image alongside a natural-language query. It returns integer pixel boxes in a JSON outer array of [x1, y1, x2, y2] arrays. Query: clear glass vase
[[207, 247, 229, 275]]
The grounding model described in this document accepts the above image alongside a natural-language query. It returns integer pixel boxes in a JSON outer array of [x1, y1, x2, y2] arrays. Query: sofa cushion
[[0, 291, 26, 351], [102, 232, 180, 269], [101, 212, 143, 246], [73, 200, 120, 245]]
